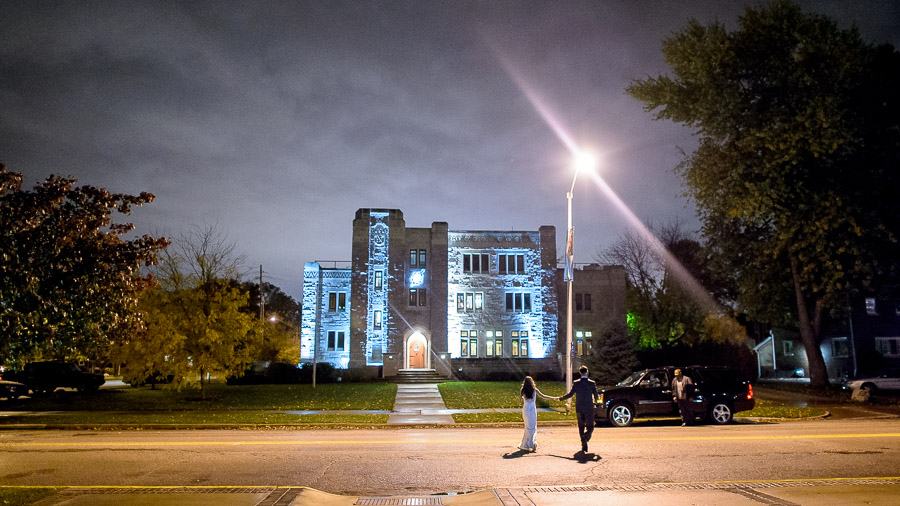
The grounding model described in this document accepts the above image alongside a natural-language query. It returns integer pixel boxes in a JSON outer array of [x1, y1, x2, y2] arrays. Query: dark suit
[[560, 376, 599, 448]]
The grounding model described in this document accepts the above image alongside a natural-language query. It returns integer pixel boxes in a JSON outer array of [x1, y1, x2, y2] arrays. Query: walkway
[[388, 383, 455, 424]]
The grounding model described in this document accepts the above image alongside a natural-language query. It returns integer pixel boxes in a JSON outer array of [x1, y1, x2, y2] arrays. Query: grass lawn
[[438, 381, 571, 409], [0, 488, 57, 506], [741, 398, 828, 419], [0, 382, 396, 426]]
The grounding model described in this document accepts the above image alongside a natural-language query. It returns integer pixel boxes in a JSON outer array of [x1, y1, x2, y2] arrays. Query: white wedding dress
[[519, 388, 554, 451]]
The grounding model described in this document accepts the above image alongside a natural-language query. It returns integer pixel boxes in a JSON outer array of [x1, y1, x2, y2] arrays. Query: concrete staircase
[[391, 369, 447, 383]]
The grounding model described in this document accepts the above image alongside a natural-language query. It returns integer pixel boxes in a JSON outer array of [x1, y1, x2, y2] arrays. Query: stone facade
[[300, 208, 625, 380]]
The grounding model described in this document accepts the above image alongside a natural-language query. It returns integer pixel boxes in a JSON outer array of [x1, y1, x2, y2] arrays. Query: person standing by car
[[518, 376, 556, 452], [558, 365, 599, 453], [671, 368, 694, 426]]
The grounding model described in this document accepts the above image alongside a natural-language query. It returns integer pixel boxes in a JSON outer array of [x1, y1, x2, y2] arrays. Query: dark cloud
[[2, 0, 898, 298]]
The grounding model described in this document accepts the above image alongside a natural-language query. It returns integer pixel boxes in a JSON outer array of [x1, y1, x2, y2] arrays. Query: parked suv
[[595, 365, 754, 427], [13, 362, 105, 394]]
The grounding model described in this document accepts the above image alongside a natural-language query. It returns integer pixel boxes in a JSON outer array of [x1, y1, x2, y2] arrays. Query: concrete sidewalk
[[28, 479, 900, 506]]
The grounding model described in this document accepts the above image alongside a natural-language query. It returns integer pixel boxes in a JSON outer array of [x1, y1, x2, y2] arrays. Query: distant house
[[754, 296, 900, 381], [300, 208, 626, 381]]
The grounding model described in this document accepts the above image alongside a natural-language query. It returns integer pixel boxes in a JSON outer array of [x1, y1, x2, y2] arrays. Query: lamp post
[[564, 152, 595, 412]]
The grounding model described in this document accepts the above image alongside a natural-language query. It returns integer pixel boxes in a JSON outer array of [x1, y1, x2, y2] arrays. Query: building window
[[576, 339, 584, 356], [512, 339, 519, 357], [462, 253, 489, 273], [374, 270, 383, 290], [576, 293, 592, 311], [832, 337, 849, 358], [460, 331, 469, 356], [875, 337, 900, 357], [469, 333, 478, 358], [498, 254, 525, 274], [494, 336, 503, 357], [457, 292, 483, 312], [784, 340, 794, 356], [866, 297, 878, 315], [486, 340, 494, 357], [409, 288, 426, 306], [410, 249, 426, 266], [328, 292, 347, 312], [505, 292, 532, 312], [511, 330, 529, 358], [327, 331, 346, 351], [373, 310, 382, 330]]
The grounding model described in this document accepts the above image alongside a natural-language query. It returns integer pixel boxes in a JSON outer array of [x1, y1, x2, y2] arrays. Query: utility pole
[[259, 265, 265, 321]]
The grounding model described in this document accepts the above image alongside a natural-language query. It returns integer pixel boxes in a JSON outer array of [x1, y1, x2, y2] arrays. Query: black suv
[[13, 362, 105, 394], [595, 365, 754, 427]]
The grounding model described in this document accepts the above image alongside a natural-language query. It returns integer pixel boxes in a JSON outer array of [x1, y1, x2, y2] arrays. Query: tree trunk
[[789, 252, 829, 387], [200, 367, 206, 400]]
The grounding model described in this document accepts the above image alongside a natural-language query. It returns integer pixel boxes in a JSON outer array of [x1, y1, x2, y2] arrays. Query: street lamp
[[564, 151, 596, 412]]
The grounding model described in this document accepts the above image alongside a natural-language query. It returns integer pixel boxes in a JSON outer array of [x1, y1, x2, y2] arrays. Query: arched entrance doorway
[[406, 332, 428, 369]]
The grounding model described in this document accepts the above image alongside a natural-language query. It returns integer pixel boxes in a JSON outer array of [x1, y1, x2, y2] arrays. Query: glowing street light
[[564, 150, 596, 411]]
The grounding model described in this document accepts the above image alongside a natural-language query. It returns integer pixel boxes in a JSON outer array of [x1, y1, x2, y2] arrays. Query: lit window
[[866, 298, 877, 315], [457, 292, 483, 312], [576, 340, 584, 355], [486, 341, 494, 357], [521, 338, 528, 357], [374, 270, 383, 290], [512, 340, 519, 357], [373, 310, 382, 330], [575, 330, 583, 338], [460, 331, 469, 356], [495, 339, 503, 357], [469, 338, 478, 357]]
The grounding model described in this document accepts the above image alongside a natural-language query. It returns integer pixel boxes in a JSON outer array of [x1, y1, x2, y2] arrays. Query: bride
[[518, 376, 556, 452]]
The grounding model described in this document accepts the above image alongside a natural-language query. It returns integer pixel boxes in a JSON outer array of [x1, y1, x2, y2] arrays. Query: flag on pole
[[564, 226, 574, 282]]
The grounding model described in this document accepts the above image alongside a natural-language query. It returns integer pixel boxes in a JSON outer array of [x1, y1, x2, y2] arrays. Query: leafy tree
[[627, 1, 900, 386], [0, 162, 167, 366], [233, 280, 301, 364], [114, 226, 258, 398], [599, 221, 742, 351]]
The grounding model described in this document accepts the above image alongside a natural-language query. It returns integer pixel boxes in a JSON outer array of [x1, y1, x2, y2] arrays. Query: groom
[[559, 365, 599, 453]]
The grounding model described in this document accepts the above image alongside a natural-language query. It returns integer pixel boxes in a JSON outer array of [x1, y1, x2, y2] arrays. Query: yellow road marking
[[3, 432, 900, 447]]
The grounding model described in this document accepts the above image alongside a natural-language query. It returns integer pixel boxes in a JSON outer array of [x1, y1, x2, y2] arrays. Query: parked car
[[844, 369, 900, 396], [11, 361, 105, 394], [0, 379, 28, 399], [595, 365, 755, 427]]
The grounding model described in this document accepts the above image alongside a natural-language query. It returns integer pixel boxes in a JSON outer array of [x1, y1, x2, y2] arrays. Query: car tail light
[[747, 383, 753, 400]]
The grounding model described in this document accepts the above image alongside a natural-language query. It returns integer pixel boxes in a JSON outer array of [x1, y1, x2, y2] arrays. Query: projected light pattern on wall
[[446, 231, 550, 359], [300, 262, 352, 369], [365, 211, 390, 366]]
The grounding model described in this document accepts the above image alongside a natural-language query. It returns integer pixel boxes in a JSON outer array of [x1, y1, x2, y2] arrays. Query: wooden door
[[408, 340, 425, 369]]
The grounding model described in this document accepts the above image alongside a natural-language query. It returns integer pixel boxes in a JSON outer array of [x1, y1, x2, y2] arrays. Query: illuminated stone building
[[301, 208, 624, 380]]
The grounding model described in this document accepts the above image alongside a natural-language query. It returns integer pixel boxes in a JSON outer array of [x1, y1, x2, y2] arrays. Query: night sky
[[3, 1, 899, 299]]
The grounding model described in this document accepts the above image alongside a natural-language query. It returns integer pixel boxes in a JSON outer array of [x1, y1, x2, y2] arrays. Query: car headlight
[[598, 393, 604, 405]]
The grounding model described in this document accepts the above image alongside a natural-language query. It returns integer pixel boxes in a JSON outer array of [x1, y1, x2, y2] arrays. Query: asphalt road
[[2, 418, 899, 496]]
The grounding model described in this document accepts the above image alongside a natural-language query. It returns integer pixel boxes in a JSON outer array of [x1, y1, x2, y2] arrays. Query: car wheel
[[708, 402, 733, 424], [608, 402, 634, 427]]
